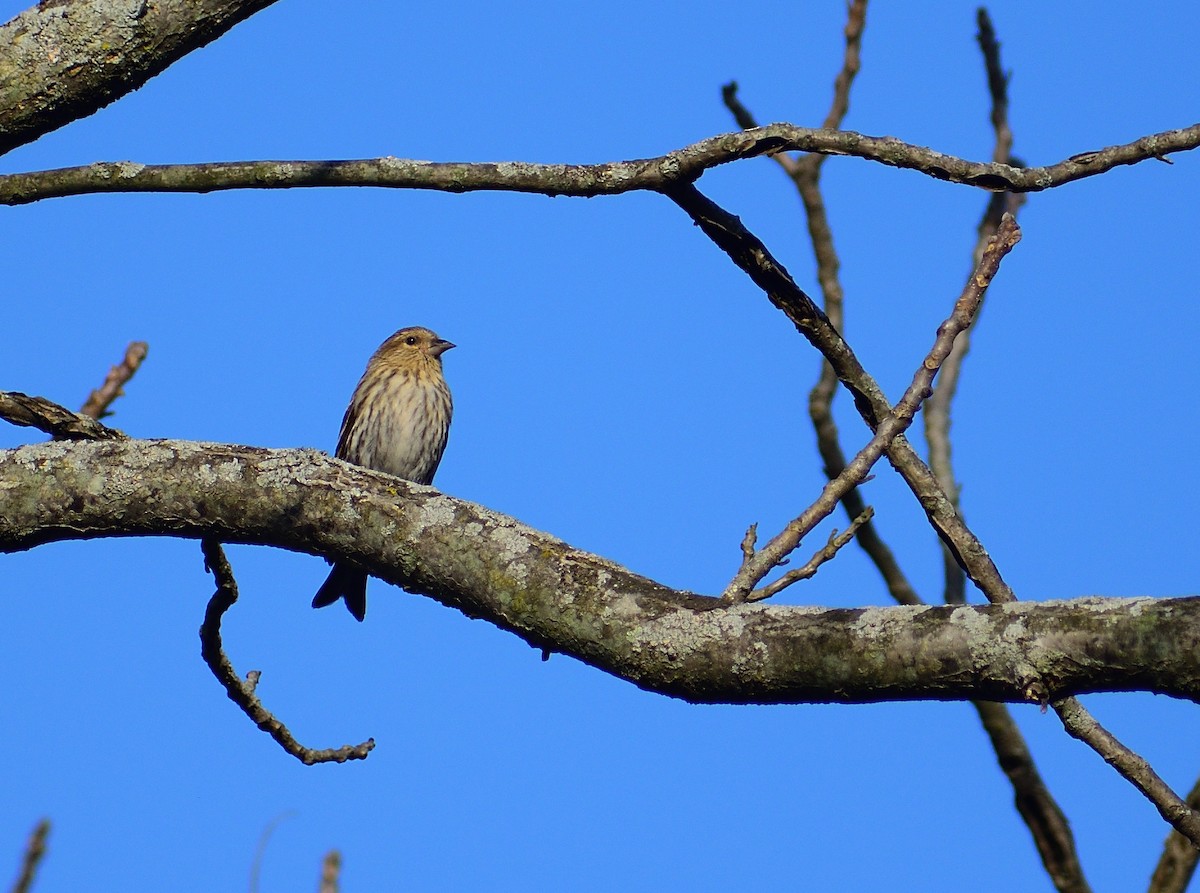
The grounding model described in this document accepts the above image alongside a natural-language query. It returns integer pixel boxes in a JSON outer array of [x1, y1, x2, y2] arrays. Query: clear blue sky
[[3, 2, 1200, 890]]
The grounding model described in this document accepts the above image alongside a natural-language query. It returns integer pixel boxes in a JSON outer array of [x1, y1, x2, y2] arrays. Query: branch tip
[[198, 539, 374, 764]]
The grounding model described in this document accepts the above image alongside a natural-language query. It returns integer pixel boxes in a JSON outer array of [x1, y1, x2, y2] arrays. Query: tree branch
[[1, 120, 1198, 205], [3, 437, 1200, 705], [79, 341, 148, 421], [722, 6, 920, 609], [664, 182, 1018, 605], [0, 0, 280, 158], [1149, 774, 1200, 893], [0, 390, 126, 440], [1055, 698, 1200, 848], [746, 506, 874, 603], [727, 214, 1020, 601], [199, 538, 374, 765], [7, 819, 49, 893]]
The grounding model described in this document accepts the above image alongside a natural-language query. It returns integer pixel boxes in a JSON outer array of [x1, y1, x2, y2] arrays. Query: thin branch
[[977, 7, 1014, 165], [2, 121, 1198, 206], [921, 12, 1090, 893], [747, 506, 874, 602], [973, 701, 1090, 893], [664, 182, 1017, 605], [1055, 697, 1200, 848], [0, 390, 126, 440], [925, 7, 1028, 608], [199, 539, 375, 765], [318, 850, 342, 893], [249, 812, 297, 893], [8, 819, 49, 893], [1149, 774, 1200, 893], [725, 214, 1021, 601], [723, 4, 920, 609], [79, 341, 149, 421]]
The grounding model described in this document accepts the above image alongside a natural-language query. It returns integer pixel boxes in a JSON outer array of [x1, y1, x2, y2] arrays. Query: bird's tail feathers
[[312, 562, 368, 622]]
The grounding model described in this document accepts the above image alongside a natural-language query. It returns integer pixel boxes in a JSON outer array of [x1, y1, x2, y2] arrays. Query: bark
[[3, 437, 1199, 705], [0, 0, 279, 158]]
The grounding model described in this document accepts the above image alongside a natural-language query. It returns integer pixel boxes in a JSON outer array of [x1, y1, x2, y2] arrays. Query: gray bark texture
[[4, 437, 1199, 705], [0, 0, 278, 157]]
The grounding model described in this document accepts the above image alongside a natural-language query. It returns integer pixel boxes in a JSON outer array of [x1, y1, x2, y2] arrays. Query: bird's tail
[[312, 562, 368, 622]]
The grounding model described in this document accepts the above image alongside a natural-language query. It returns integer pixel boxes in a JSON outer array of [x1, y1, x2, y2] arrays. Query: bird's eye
[[405, 336, 418, 346]]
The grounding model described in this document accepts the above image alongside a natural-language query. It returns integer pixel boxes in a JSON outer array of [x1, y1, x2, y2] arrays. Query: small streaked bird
[[312, 326, 454, 621]]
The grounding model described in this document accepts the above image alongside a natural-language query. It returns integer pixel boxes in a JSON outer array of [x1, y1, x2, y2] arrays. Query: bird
[[312, 326, 454, 621]]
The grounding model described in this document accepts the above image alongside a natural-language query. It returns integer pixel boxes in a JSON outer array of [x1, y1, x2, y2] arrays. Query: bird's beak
[[430, 339, 455, 357]]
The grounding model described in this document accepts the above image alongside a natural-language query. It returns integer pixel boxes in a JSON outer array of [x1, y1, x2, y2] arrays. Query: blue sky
[[3, 2, 1200, 890]]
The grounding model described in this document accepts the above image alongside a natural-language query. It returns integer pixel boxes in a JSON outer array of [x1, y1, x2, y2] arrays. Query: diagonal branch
[[79, 341, 149, 421], [1055, 698, 1200, 848], [2, 121, 1198, 206], [1149, 775, 1200, 893], [8, 819, 49, 893], [0, 0, 281, 158], [722, 6, 919, 609], [0, 390, 126, 440], [746, 506, 874, 603], [725, 214, 1021, 601], [663, 182, 1017, 605]]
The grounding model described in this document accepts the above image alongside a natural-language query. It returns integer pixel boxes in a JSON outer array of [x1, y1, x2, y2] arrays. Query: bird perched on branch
[[312, 326, 454, 621]]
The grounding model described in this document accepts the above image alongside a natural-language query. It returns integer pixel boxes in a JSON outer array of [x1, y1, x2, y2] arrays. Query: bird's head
[[377, 326, 456, 366]]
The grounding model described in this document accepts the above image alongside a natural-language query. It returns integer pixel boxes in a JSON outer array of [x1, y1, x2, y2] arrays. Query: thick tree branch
[[3, 437, 1200, 705], [0, 0, 280, 158], [1, 120, 1198, 205]]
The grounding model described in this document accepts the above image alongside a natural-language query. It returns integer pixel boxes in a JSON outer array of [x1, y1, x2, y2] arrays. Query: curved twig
[[199, 539, 375, 765]]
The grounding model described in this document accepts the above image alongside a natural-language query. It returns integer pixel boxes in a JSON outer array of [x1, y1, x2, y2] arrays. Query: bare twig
[[925, 8, 1026, 607], [665, 182, 1017, 604], [318, 850, 342, 893], [1149, 774, 1200, 893], [977, 7, 1014, 165], [739, 523, 758, 563], [199, 539, 375, 765], [724, 214, 1020, 601], [722, 7, 920, 607], [0, 391, 126, 440], [8, 819, 49, 893], [919, 12, 1090, 893], [973, 701, 1090, 893], [1055, 697, 1200, 848], [249, 811, 297, 893], [747, 506, 874, 602], [79, 341, 149, 420], [2, 121, 1199, 207]]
